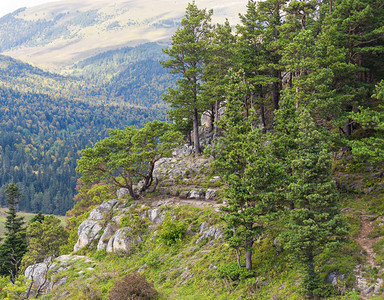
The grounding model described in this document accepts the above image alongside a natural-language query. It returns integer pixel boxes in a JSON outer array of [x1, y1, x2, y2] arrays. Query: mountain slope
[[0, 0, 245, 70]]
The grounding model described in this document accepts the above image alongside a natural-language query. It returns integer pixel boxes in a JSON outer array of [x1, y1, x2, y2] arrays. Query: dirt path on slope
[[356, 215, 382, 267], [355, 214, 384, 299]]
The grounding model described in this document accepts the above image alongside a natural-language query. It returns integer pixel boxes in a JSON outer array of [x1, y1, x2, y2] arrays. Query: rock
[[172, 144, 194, 157], [106, 227, 143, 254], [196, 226, 223, 245], [341, 207, 352, 213], [137, 264, 148, 273], [117, 188, 130, 199], [273, 238, 283, 255], [179, 190, 189, 199], [97, 223, 118, 251], [199, 222, 208, 234], [25, 262, 51, 292], [89, 199, 120, 220], [145, 208, 166, 225], [50, 276, 67, 291], [364, 187, 373, 195], [364, 285, 375, 295], [74, 220, 103, 252], [371, 171, 383, 178], [189, 189, 204, 199], [201, 111, 212, 128], [25, 255, 94, 297], [205, 189, 216, 201], [209, 176, 220, 183]]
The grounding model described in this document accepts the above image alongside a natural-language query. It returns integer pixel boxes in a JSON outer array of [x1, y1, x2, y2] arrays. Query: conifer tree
[[280, 111, 348, 297], [161, 1, 213, 155], [0, 184, 27, 282], [202, 19, 236, 136], [211, 72, 285, 270]]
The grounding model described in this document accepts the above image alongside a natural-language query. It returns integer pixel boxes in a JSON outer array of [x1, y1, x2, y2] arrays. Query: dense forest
[[0, 44, 176, 215]]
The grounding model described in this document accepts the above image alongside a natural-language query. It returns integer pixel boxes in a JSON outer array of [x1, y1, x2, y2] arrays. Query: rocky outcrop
[[106, 227, 143, 253], [25, 255, 94, 297], [195, 222, 223, 245], [97, 223, 118, 251], [74, 220, 103, 252], [74, 199, 124, 252], [153, 156, 211, 182], [141, 208, 166, 225], [89, 199, 120, 220]]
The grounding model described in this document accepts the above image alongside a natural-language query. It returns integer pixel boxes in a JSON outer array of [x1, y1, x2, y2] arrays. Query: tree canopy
[[76, 121, 183, 199]]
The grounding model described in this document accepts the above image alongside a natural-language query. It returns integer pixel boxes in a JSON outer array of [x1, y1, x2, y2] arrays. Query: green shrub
[[158, 214, 187, 245], [217, 261, 254, 281]]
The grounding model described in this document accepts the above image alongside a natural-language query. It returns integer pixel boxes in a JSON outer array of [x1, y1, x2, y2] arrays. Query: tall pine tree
[[161, 1, 213, 155], [0, 183, 27, 282]]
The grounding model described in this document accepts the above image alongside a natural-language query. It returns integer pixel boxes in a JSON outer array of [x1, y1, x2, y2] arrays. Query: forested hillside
[[0, 45, 175, 215]]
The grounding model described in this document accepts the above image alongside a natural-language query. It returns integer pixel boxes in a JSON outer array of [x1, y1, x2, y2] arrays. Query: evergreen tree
[[0, 183, 27, 282], [211, 73, 285, 270], [161, 1, 213, 155], [280, 111, 348, 297], [202, 19, 236, 136]]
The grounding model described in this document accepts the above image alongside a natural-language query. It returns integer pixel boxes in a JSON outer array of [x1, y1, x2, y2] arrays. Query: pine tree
[[211, 73, 285, 270], [161, 1, 213, 155], [0, 183, 27, 282], [202, 19, 236, 136], [280, 111, 348, 297]]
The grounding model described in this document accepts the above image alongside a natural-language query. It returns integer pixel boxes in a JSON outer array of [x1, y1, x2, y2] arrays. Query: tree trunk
[[193, 108, 201, 155], [272, 70, 280, 111], [213, 100, 219, 139], [210, 105, 215, 133], [245, 250, 253, 270], [236, 248, 243, 268]]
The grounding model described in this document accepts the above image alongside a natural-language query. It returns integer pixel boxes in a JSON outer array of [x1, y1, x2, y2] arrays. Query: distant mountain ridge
[[0, 0, 246, 70]]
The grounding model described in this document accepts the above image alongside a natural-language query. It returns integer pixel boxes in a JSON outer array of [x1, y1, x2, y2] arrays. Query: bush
[[218, 261, 254, 281], [158, 214, 187, 245], [108, 273, 158, 300]]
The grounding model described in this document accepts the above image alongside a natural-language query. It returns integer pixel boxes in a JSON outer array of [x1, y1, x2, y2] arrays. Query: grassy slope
[[39, 155, 384, 299]]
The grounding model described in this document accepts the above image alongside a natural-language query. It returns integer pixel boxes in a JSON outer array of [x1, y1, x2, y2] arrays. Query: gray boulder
[[141, 208, 166, 225], [117, 188, 130, 199], [97, 223, 118, 251], [189, 189, 204, 200], [106, 227, 143, 253], [25, 262, 51, 293], [196, 224, 223, 245], [74, 220, 103, 252], [205, 189, 216, 200], [89, 199, 120, 220]]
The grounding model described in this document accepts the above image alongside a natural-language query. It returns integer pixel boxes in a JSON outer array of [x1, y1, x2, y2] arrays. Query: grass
[[40, 203, 362, 300], [0, 208, 66, 237]]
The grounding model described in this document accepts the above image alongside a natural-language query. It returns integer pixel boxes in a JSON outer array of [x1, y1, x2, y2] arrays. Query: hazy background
[[0, 0, 59, 17]]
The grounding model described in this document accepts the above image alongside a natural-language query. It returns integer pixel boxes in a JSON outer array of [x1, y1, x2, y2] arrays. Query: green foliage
[[210, 75, 286, 270], [77, 121, 183, 199], [280, 110, 349, 296], [217, 261, 254, 281], [0, 275, 29, 300], [161, 1, 213, 154], [22, 215, 68, 270], [158, 214, 187, 246], [0, 184, 27, 280]]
